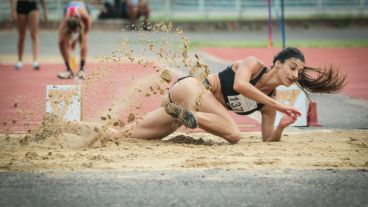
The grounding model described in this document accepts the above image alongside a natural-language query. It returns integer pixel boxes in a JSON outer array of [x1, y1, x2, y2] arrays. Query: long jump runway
[[1, 48, 367, 133]]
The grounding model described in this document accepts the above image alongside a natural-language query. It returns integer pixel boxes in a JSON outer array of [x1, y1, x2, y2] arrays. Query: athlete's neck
[[255, 67, 280, 92]]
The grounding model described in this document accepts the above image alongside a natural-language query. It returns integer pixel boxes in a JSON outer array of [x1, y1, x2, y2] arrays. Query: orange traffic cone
[[307, 101, 321, 126]]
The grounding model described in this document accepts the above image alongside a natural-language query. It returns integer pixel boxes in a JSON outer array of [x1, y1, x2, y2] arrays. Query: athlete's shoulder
[[244, 56, 259, 62], [234, 56, 265, 73], [237, 56, 265, 67]]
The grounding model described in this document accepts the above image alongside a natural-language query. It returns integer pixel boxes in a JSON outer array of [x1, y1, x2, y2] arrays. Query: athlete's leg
[[108, 79, 203, 141], [112, 77, 239, 143], [129, 107, 180, 140], [28, 10, 39, 63], [57, 24, 74, 79], [168, 77, 240, 143], [80, 35, 88, 62], [195, 90, 241, 143], [16, 14, 27, 63], [168, 77, 203, 110], [58, 20, 71, 67]]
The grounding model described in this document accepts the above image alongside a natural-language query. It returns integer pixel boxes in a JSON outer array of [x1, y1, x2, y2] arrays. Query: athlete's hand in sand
[[278, 113, 298, 129], [275, 103, 302, 119]]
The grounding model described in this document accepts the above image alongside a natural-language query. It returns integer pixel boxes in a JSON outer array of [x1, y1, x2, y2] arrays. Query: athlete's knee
[[30, 32, 38, 40], [224, 130, 241, 144]]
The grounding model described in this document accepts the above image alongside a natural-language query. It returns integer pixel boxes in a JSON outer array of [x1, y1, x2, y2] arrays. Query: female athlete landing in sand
[[111, 47, 346, 143]]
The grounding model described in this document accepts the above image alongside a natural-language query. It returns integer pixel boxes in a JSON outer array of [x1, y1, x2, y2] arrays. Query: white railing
[[0, 0, 367, 21], [150, 0, 368, 19]]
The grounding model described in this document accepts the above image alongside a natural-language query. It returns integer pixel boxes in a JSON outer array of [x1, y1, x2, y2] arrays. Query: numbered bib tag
[[227, 95, 258, 113]]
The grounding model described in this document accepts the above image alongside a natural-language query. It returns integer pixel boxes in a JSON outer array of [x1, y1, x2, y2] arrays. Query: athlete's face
[[276, 58, 304, 86]]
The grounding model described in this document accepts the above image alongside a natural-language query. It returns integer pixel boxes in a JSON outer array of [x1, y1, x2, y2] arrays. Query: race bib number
[[227, 95, 258, 113]]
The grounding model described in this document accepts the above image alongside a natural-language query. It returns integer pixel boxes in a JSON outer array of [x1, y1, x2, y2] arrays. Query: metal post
[[165, 0, 171, 18], [267, 0, 273, 48], [199, 0, 206, 19], [359, 0, 365, 15], [235, 0, 241, 19], [317, 0, 323, 15], [281, 0, 285, 48]]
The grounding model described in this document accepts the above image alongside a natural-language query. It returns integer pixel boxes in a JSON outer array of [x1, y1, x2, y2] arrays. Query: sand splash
[[3, 22, 211, 146], [79, 22, 210, 129], [1, 22, 211, 137]]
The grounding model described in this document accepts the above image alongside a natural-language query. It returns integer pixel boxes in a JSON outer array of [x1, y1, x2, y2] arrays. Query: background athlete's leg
[[28, 10, 39, 65], [16, 14, 27, 67]]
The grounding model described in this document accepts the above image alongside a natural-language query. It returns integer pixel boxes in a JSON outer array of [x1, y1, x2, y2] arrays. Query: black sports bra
[[218, 65, 274, 115]]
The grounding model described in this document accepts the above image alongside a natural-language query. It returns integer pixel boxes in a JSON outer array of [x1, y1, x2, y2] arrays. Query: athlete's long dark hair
[[65, 16, 84, 42], [273, 47, 346, 94]]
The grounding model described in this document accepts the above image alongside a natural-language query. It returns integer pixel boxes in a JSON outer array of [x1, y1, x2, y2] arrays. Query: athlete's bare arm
[[58, 19, 70, 63], [80, 9, 91, 33], [260, 104, 278, 141], [233, 57, 301, 117], [259, 91, 297, 142]]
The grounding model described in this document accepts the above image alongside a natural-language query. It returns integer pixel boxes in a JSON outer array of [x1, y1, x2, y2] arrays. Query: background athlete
[[57, 1, 91, 79], [10, 0, 48, 70]]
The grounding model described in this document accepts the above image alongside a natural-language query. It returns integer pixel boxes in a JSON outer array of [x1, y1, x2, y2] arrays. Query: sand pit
[[0, 123, 367, 172]]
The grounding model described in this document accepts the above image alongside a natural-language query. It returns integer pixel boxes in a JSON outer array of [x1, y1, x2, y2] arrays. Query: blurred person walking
[[57, 1, 92, 79], [98, 0, 116, 19], [10, 0, 48, 70], [124, 0, 150, 30]]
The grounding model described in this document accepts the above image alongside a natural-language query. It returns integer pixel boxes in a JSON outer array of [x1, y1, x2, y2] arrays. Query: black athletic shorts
[[16, 1, 38, 15]]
